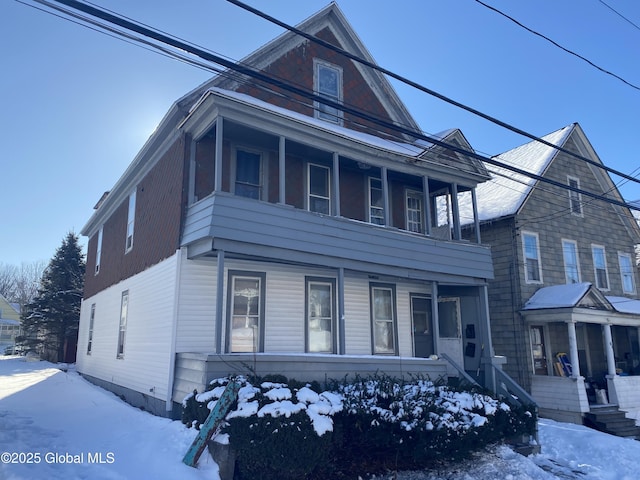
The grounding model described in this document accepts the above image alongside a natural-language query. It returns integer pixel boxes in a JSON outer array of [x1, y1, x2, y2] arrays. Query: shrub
[[182, 374, 537, 479]]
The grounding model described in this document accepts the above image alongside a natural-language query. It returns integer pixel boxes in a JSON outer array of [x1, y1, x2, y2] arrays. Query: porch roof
[[521, 283, 640, 326]]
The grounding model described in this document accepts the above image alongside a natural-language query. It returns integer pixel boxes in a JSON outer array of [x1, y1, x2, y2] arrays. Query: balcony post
[[214, 117, 223, 192], [451, 183, 461, 240], [338, 267, 345, 355], [422, 176, 431, 236], [382, 166, 389, 226], [333, 152, 340, 217], [279, 136, 286, 205], [471, 188, 481, 243]]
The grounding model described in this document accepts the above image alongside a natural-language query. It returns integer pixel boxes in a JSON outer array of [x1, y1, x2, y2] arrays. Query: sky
[[2, 0, 640, 266], [3, 355, 640, 479]]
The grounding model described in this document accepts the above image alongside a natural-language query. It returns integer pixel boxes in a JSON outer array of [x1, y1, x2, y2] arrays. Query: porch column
[[382, 166, 390, 226], [603, 324, 617, 376], [471, 188, 481, 244], [431, 282, 440, 355], [333, 152, 340, 217], [422, 176, 431, 236], [567, 321, 581, 378], [480, 285, 496, 392], [451, 183, 461, 240], [338, 267, 345, 355], [215, 250, 225, 354], [278, 136, 286, 204], [214, 116, 223, 192]]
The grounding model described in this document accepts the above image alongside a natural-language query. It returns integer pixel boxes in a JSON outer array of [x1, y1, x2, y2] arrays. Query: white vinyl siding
[[592, 245, 610, 290], [618, 252, 636, 294], [76, 254, 178, 402], [522, 231, 543, 284], [562, 239, 581, 284]]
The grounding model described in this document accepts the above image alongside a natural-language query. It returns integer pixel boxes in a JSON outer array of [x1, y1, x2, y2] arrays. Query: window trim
[[369, 283, 398, 355], [405, 189, 424, 234], [522, 231, 543, 284], [561, 239, 581, 284], [567, 176, 583, 217], [226, 270, 266, 353], [231, 146, 267, 201], [95, 226, 103, 275], [125, 190, 136, 253], [305, 277, 337, 354], [368, 177, 384, 225], [313, 59, 343, 125], [116, 291, 129, 359], [87, 303, 96, 355], [307, 162, 331, 214], [591, 244, 610, 290], [618, 251, 636, 294]]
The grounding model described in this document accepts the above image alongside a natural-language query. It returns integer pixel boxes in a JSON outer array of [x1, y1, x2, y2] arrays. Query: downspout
[[166, 248, 184, 415]]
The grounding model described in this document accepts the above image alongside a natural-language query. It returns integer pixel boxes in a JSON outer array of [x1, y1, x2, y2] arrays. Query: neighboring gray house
[[461, 123, 640, 427], [76, 4, 501, 417], [0, 294, 21, 354]]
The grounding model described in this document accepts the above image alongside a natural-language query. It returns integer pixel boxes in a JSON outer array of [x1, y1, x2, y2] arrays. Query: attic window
[[314, 60, 343, 125]]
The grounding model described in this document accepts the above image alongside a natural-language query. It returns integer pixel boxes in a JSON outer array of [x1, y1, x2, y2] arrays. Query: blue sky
[[2, 0, 640, 265]]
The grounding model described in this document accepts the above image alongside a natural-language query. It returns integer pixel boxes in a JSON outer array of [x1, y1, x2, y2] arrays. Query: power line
[[474, 0, 640, 92], [598, 0, 640, 32], [225, 0, 640, 187], [34, 0, 640, 213]]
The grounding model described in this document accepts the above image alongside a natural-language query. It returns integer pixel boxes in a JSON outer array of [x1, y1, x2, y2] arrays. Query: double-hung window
[[314, 60, 342, 124], [592, 245, 609, 290], [117, 291, 128, 358], [125, 190, 136, 253], [306, 278, 336, 353], [368, 178, 384, 225], [562, 239, 580, 284], [568, 176, 583, 216], [228, 272, 265, 353], [406, 190, 424, 233], [87, 303, 96, 355], [235, 149, 262, 200], [370, 284, 397, 355], [619, 252, 635, 294], [522, 232, 543, 283], [308, 163, 330, 214]]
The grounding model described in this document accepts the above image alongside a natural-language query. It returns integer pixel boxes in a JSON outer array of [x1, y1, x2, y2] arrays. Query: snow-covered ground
[[1, 356, 639, 480]]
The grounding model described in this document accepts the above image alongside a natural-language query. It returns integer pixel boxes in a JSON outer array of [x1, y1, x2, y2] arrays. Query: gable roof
[[459, 124, 574, 225], [177, 3, 420, 135], [522, 282, 611, 310], [0, 294, 20, 321]]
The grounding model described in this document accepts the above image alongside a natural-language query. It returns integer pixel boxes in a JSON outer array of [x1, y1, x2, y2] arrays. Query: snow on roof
[[204, 87, 426, 157], [459, 125, 574, 225], [606, 296, 640, 315], [522, 282, 591, 310]]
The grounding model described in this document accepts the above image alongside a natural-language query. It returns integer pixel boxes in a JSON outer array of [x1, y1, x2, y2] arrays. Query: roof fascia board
[[180, 91, 488, 186], [81, 104, 185, 237], [514, 125, 574, 217]]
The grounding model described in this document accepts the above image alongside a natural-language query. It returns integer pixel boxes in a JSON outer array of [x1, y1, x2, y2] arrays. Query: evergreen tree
[[18, 232, 85, 362]]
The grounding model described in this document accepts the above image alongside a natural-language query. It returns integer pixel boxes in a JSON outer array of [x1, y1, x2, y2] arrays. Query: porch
[[172, 352, 451, 405]]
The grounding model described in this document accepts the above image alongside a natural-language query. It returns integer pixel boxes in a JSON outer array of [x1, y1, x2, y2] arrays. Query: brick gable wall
[[84, 135, 188, 298]]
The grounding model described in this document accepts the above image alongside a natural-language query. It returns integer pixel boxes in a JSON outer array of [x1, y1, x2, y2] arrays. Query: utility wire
[[598, 0, 640, 32], [225, 0, 640, 186], [36, 0, 640, 213], [474, 0, 640, 91]]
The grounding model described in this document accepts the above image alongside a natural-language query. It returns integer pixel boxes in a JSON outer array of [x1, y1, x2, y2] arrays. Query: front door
[[411, 295, 433, 357], [438, 298, 463, 368]]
